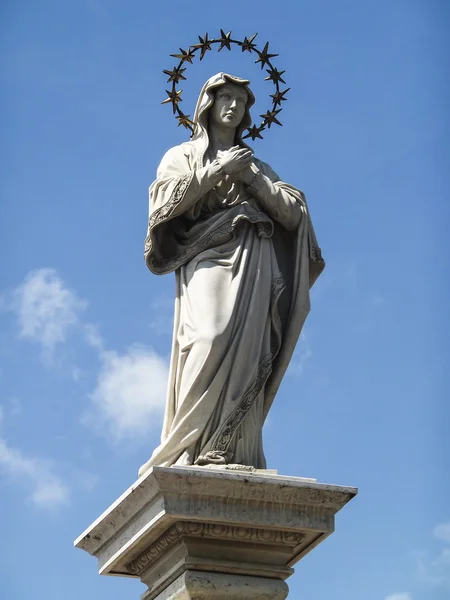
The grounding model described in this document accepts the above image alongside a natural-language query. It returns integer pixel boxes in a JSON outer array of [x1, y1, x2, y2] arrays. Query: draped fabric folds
[[139, 73, 324, 476]]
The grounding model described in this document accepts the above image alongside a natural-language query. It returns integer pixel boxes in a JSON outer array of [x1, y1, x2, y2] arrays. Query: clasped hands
[[216, 146, 260, 186]]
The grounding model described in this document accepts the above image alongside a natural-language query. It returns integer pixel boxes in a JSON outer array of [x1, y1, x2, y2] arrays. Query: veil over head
[[191, 73, 255, 150]]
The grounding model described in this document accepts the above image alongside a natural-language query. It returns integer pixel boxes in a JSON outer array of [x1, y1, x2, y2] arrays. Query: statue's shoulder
[[160, 142, 196, 163], [157, 142, 196, 174]]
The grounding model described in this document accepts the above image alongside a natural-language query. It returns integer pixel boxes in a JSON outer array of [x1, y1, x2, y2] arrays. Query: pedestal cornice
[[75, 466, 357, 599]]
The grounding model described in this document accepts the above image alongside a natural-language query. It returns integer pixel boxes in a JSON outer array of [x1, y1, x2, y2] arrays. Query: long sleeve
[[151, 146, 224, 221], [168, 160, 224, 219], [246, 165, 305, 231], [146, 144, 229, 273]]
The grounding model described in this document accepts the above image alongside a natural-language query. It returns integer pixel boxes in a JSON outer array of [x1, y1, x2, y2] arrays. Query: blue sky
[[1, 1, 449, 599]]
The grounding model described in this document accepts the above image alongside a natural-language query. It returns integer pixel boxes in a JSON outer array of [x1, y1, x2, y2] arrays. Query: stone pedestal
[[74, 466, 357, 599]]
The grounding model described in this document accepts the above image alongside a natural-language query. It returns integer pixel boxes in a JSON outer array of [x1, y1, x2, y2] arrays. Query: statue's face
[[209, 83, 248, 130]]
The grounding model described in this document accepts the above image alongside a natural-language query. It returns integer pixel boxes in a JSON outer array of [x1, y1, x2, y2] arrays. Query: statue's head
[[209, 82, 248, 131], [191, 73, 255, 146]]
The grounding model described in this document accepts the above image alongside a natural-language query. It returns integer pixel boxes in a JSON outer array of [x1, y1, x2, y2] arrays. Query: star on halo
[[244, 125, 264, 140], [161, 89, 183, 113], [265, 67, 286, 85], [255, 41, 279, 69], [176, 114, 194, 129], [241, 34, 258, 53], [270, 88, 290, 106], [170, 47, 195, 64], [260, 109, 282, 128], [194, 33, 212, 60], [163, 66, 187, 84], [218, 29, 232, 52]]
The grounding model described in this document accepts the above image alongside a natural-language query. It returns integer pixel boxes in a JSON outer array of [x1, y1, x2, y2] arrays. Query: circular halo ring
[[161, 30, 290, 141]]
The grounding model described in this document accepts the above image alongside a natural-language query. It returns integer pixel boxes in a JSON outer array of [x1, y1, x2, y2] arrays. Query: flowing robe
[[140, 140, 324, 473]]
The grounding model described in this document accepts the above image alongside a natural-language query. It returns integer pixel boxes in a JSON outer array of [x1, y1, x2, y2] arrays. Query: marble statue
[[139, 73, 324, 477]]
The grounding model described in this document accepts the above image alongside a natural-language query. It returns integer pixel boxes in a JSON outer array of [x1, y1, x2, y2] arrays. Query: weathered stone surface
[[145, 570, 289, 600], [74, 466, 356, 598]]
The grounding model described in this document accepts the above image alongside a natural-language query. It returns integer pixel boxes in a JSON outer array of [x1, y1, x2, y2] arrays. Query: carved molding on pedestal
[[75, 467, 357, 599], [127, 521, 305, 575]]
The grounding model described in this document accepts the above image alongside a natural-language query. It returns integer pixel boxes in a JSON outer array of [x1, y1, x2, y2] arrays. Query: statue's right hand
[[217, 146, 254, 175]]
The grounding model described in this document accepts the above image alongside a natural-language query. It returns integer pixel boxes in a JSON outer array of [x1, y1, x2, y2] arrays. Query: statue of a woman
[[139, 73, 324, 477]]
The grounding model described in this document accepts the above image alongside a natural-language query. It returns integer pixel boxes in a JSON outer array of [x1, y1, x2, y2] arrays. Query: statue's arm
[[186, 161, 224, 209], [241, 162, 305, 231], [152, 147, 224, 219]]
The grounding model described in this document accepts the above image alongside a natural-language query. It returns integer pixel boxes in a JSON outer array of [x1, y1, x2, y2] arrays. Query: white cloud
[[31, 479, 68, 507], [83, 323, 104, 350], [416, 548, 450, 587], [385, 594, 412, 600], [7, 268, 170, 443], [0, 438, 69, 509], [12, 268, 86, 362], [84, 345, 168, 440], [416, 520, 450, 588]]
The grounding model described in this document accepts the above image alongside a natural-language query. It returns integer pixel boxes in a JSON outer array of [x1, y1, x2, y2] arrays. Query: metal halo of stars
[[161, 30, 290, 141]]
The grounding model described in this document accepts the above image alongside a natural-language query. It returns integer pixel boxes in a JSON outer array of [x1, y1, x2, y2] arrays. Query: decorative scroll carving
[[209, 354, 273, 454], [126, 521, 305, 575]]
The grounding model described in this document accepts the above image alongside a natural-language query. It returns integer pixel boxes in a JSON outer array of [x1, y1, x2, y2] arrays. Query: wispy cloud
[[287, 332, 312, 377], [149, 316, 174, 336], [10, 268, 86, 363], [0, 398, 23, 424], [71, 367, 83, 382], [148, 294, 174, 337], [310, 260, 358, 303], [385, 594, 412, 600], [6, 269, 169, 441], [83, 322, 104, 351], [433, 522, 450, 544], [416, 520, 450, 588], [0, 437, 69, 509], [4, 396, 22, 417], [83, 345, 168, 440]]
